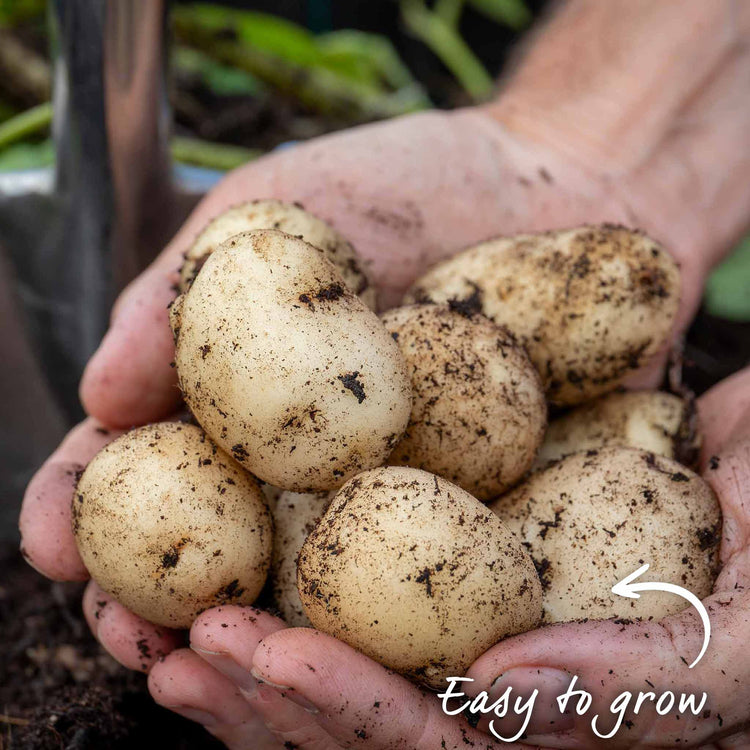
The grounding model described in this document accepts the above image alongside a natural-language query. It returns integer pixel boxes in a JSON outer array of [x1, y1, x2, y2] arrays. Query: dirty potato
[[179, 199, 376, 308], [171, 229, 412, 492], [534, 390, 700, 470], [405, 225, 680, 405], [72, 423, 273, 629], [298, 467, 542, 689], [382, 304, 546, 499], [490, 447, 721, 623], [271, 490, 331, 626]]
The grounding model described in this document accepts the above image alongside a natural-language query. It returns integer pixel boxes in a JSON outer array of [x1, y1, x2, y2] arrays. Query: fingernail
[[250, 668, 319, 714], [191, 646, 258, 697], [489, 667, 574, 737], [168, 705, 219, 727]]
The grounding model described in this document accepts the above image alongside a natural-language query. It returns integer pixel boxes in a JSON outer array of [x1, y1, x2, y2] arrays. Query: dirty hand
[[20, 0, 750, 746]]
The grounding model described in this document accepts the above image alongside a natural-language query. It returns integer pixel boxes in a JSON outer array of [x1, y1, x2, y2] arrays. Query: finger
[[465, 590, 750, 750], [252, 683, 342, 750], [700, 389, 750, 582], [189, 605, 286, 693], [698, 366, 750, 466], [251, 628, 532, 749], [83, 580, 182, 672], [717, 731, 750, 748], [149, 648, 281, 750], [190, 607, 339, 749], [19, 418, 123, 581], [79, 262, 182, 427], [78, 166, 280, 428]]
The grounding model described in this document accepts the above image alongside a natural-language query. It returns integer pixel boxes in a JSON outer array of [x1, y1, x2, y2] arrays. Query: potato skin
[[534, 390, 700, 470], [297, 467, 542, 689], [490, 447, 721, 624], [172, 229, 412, 492], [382, 305, 546, 499], [72, 423, 272, 629], [179, 199, 376, 309], [405, 225, 680, 405], [271, 491, 331, 626]]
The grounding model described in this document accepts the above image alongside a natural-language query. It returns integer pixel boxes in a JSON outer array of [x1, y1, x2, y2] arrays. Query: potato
[[534, 390, 700, 470], [297, 467, 542, 689], [179, 199, 376, 309], [405, 225, 680, 406], [490, 447, 720, 623], [171, 229, 412, 492], [382, 304, 546, 499], [271, 490, 331, 626], [72, 423, 272, 628]]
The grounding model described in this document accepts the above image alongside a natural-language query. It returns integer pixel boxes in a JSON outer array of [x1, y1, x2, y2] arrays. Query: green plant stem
[[0, 104, 262, 172], [434, 0, 466, 29], [170, 136, 262, 171], [400, 0, 494, 101], [0, 100, 51, 150]]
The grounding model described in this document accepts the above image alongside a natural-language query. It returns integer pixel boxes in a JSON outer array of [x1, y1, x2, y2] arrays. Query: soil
[[0, 549, 223, 749]]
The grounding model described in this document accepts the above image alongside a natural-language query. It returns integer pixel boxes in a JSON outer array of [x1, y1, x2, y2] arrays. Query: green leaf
[[317, 30, 427, 92], [173, 8, 430, 120], [0, 138, 54, 170], [468, 0, 532, 30], [434, 0, 466, 29], [704, 237, 750, 321], [174, 46, 264, 96], [174, 5, 323, 69]]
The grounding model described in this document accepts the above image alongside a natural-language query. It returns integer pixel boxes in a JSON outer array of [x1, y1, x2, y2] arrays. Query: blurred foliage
[[171, 136, 261, 170], [0, 137, 53, 170], [0, 101, 51, 150], [401, 0, 530, 101], [466, 0, 531, 29], [0, 0, 44, 27], [174, 46, 265, 97], [705, 238, 750, 321], [0, 1, 747, 319], [172, 4, 431, 120]]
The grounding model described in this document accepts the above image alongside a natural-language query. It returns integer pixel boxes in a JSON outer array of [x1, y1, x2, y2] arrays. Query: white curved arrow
[[611, 563, 710, 669]]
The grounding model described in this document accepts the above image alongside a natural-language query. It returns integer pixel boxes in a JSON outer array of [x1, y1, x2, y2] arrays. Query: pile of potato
[[73, 201, 721, 689]]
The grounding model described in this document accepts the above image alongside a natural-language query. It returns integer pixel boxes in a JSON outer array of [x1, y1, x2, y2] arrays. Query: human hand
[[18, 30, 749, 747]]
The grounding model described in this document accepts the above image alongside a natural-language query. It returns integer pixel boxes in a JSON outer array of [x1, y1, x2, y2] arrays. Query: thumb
[[464, 591, 750, 749]]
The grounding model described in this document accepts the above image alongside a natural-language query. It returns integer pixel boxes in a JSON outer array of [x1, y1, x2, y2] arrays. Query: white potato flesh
[[271, 490, 331, 626], [298, 466, 542, 689], [405, 225, 680, 406], [534, 390, 700, 470], [72, 423, 273, 628], [172, 229, 412, 492], [490, 447, 720, 623], [382, 304, 546, 499], [179, 199, 376, 309]]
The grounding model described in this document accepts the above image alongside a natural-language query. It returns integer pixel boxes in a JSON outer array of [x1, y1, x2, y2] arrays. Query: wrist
[[485, 0, 747, 176]]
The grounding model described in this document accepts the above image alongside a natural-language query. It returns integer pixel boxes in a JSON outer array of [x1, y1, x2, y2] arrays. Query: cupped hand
[[19, 105, 744, 749]]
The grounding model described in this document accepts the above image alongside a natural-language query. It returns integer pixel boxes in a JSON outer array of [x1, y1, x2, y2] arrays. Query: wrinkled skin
[[19, 102, 750, 749]]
